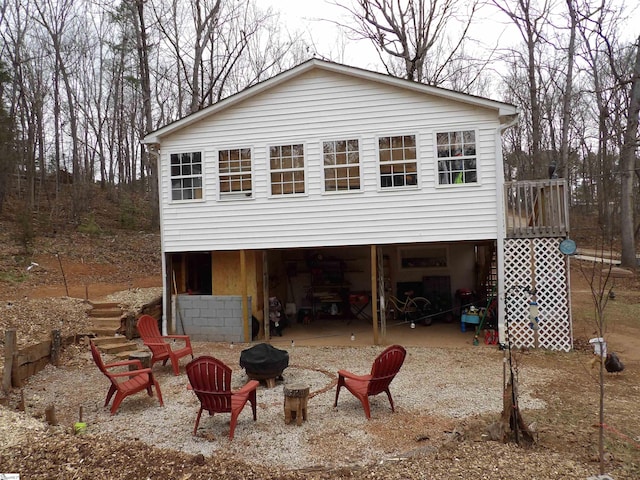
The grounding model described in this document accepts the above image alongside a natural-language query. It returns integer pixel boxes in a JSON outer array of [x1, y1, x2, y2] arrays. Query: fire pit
[[239, 343, 289, 388]]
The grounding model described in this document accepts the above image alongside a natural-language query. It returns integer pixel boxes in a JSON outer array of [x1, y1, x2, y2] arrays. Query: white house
[[143, 59, 573, 351]]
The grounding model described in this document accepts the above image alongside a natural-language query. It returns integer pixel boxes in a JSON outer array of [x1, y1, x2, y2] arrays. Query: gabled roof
[[143, 58, 519, 145]]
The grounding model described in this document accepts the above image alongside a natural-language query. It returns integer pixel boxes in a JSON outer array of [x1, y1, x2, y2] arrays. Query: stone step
[[99, 341, 139, 355]]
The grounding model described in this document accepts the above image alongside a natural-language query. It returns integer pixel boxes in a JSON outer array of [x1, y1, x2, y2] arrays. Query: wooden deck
[[505, 179, 569, 238]]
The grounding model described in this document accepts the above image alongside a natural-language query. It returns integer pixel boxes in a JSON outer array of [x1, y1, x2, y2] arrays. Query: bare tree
[[491, 0, 552, 178], [333, 0, 479, 85], [616, 37, 639, 270]]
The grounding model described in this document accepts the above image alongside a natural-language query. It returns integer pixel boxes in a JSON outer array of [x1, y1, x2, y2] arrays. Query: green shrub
[[78, 213, 102, 235]]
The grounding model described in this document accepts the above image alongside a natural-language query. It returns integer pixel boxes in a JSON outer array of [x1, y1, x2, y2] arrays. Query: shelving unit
[[308, 257, 349, 320]]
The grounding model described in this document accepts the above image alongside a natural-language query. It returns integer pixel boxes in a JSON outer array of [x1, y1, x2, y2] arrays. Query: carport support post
[[371, 246, 379, 345], [2, 329, 17, 391], [241, 249, 250, 343]]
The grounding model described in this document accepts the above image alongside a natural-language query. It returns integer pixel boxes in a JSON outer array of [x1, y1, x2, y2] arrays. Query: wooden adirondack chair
[[334, 344, 407, 419], [186, 356, 259, 440], [137, 314, 193, 376], [89, 341, 164, 415]]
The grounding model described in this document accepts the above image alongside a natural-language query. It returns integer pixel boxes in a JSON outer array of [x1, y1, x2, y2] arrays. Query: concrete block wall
[[175, 294, 251, 342]]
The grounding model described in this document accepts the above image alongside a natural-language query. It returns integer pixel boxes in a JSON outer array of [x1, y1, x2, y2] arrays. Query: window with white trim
[[323, 139, 361, 192], [436, 130, 477, 184], [170, 152, 203, 201], [269, 144, 305, 195], [378, 135, 418, 188], [218, 148, 252, 198]]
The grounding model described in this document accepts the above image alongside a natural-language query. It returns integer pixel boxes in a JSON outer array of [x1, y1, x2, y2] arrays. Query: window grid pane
[[218, 148, 252, 196], [436, 130, 477, 185], [170, 152, 203, 201], [270, 144, 305, 195], [378, 135, 418, 189], [323, 139, 361, 192]]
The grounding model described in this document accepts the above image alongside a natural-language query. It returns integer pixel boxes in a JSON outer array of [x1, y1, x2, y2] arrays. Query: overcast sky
[[261, 0, 640, 71]]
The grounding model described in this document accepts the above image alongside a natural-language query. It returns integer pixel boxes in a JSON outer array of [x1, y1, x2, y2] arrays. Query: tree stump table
[[128, 351, 152, 371], [283, 383, 309, 426]]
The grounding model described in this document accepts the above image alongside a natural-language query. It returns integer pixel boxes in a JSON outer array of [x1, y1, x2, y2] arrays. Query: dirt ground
[[1, 228, 640, 479]]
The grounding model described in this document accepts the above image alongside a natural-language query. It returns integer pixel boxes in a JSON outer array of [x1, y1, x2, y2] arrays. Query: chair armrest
[[164, 334, 191, 344], [143, 339, 170, 348], [108, 368, 153, 378], [337, 369, 372, 382], [105, 359, 144, 370], [233, 380, 259, 395]]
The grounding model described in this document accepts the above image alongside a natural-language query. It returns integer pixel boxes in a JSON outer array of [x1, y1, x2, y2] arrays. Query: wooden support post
[[45, 404, 58, 426], [2, 329, 17, 391], [371, 246, 379, 345], [50, 329, 61, 367], [241, 249, 250, 343]]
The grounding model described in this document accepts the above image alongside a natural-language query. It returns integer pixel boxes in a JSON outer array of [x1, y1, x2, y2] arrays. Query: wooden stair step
[[89, 301, 121, 309], [91, 328, 120, 337], [91, 318, 122, 327], [99, 342, 139, 354], [89, 309, 123, 318], [91, 335, 129, 346]]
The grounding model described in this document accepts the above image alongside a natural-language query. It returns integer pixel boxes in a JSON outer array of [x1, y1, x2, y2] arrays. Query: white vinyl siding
[[157, 68, 507, 252]]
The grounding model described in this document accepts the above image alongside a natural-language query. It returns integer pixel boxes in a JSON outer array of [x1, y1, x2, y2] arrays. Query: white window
[[437, 130, 477, 184], [269, 144, 305, 195], [170, 152, 203, 201], [378, 135, 418, 188], [218, 148, 252, 198], [323, 139, 361, 192]]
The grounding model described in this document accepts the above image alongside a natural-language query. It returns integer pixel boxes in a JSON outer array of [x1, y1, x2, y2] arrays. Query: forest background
[[0, 0, 639, 263]]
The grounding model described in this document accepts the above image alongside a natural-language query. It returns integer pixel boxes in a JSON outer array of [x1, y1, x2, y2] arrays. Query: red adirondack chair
[[334, 344, 407, 419], [137, 314, 193, 376], [186, 356, 259, 440], [89, 341, 164, 415]]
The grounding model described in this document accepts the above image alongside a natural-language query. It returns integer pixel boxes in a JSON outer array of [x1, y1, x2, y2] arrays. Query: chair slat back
[[137, 314, 162, 339], [90, 341, 108, 375], [187, 356, 233, 413], [368, 345, 406, 396]]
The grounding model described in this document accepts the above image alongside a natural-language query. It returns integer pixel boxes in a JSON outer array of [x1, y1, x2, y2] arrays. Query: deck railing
[[504, 179, 569, 238]]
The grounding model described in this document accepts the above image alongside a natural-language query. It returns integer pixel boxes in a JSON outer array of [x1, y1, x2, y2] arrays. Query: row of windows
[[170, 131, 477, 201]]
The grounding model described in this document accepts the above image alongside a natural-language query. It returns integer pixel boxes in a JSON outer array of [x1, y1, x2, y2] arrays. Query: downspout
[[495, 113, 519, 345], [147, 144, 169, 335]]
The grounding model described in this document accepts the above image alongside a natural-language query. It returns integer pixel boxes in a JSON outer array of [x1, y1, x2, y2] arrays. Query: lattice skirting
[[503, 238, 573, 352]]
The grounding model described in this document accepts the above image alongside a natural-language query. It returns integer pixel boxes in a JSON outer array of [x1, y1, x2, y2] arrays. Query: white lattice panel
[[503, 238, 572, 351]]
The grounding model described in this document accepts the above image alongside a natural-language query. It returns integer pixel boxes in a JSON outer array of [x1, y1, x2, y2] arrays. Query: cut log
[[284, 383, 309, 426]]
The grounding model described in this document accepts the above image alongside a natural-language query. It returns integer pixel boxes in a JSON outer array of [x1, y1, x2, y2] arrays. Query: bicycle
[[384, 290, 432, 326]]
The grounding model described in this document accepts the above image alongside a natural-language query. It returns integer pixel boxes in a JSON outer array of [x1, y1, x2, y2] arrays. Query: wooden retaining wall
[[2, 329, 84, 390]]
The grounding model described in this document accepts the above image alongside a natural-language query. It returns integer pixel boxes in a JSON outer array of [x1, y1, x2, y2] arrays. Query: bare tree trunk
[[619, 37, 640, 270], [132, 0, 159, 229], [559, 0, 577, 181]]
